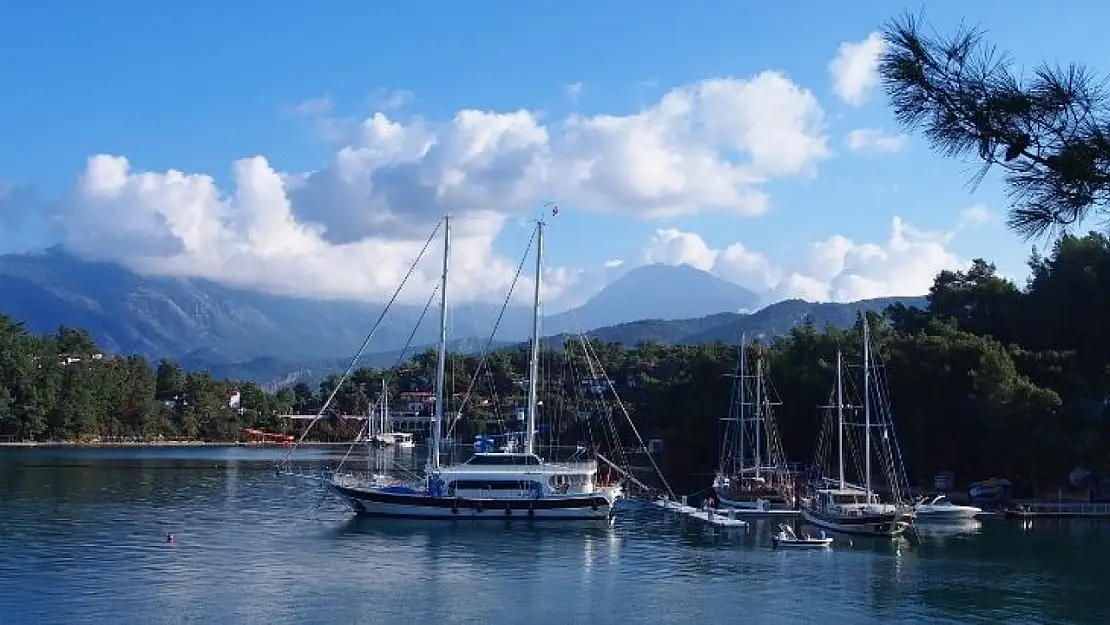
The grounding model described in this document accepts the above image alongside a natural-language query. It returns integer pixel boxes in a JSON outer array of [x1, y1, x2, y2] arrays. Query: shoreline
[[0, 440, 353, 448]]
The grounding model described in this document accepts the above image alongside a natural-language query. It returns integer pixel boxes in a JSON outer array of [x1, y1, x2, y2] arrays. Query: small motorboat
[[772, 523, 833, 548], [914, 494, 982, 521], [689, 506, 748, 528], [651, 495, 697, 515]]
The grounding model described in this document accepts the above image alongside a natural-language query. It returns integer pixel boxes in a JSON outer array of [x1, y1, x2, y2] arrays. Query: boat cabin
[[434, 452, 600, 499], [811, 488, 889, 515]]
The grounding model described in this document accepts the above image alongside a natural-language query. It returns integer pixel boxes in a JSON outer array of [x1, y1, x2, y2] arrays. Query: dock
[[651, 497, 749, 528], [1004, 501, 1110, 519]]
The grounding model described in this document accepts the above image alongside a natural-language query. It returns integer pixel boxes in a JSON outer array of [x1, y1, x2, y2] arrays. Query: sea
[[0, 445, 1107, 624]]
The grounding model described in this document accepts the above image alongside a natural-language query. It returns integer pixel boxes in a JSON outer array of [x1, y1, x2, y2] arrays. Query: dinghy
[[772, 523, 833, 548]]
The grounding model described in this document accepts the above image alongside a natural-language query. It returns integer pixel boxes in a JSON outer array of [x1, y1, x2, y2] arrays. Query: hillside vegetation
[[2, 233, 1108, 492]]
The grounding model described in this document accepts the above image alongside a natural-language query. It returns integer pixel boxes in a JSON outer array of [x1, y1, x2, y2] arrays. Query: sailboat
[[327, 215, 626, 520], [368, 381, 414, 448], [801, 318, 915, 537], [711, 338, 797, 516]]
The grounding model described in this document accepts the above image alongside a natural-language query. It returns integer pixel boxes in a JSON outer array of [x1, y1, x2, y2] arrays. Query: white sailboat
[[801, 318, 915, 537], [327, 216, 626, 520], [367, 380, 415, 448], [712, 338, 797, 516]]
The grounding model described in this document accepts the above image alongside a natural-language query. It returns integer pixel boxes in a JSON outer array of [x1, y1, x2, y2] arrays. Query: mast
[[863, 317, 872, 499], [525, 220, 545, 457], [430, 215, 450, 473], [754, 353, 763, 479], [381, 378, 388, 436], [738, 334, 747, 476], [836, 350, 845, 490]]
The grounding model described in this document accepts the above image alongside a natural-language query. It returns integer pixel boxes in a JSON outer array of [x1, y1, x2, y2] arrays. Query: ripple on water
[[1, 450, 1109, 624]]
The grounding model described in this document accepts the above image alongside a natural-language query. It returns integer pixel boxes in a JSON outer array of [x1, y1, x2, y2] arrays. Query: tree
[[880, 13, 1110, 239], [926, 259, 1023, 342]]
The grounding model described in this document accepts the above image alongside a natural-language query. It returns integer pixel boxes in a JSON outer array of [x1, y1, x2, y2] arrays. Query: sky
[[1, 0, 1108, 310]]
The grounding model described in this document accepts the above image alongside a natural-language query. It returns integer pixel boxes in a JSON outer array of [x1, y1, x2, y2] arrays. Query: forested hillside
[[2, 233, 1109, 491]]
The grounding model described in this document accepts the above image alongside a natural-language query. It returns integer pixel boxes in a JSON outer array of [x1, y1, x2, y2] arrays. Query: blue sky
[[1, 1, 1107, 307]]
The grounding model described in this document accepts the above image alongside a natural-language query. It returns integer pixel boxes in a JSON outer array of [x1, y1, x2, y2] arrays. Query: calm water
[[1, 447, 1108, 625]]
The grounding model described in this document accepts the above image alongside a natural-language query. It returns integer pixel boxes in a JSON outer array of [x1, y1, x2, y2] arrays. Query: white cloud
[[281, 96, 332, 117], [959, 204, 993, 226], [829, 32, 884, 106], [846, 128, 908, 154], [43, 70, 829, 305], [366, 88, 416, 111], [638, 215, 967, 303], [565, 82, 584, 104], [604, 259, 623, 268]]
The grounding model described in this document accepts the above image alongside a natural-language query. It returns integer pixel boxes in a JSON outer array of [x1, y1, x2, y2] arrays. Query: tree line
[[1, 232, 1109, 490]]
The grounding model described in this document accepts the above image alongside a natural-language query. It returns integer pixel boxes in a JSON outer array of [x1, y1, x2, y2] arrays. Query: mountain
[[0, 249, 926, 387], [0, 250, 755, 363], [545, 263, 760, 332], [545, 296, 928, 347]]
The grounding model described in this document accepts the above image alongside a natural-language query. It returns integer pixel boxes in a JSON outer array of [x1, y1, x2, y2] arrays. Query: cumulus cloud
[[639, 215, 970, 303], [829, 32, 884, 106], [959, 204, 993, 226], [36, 70, 829, 305], [846, 128, 908, 154]]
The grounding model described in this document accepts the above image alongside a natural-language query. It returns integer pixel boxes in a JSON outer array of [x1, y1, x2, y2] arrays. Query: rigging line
[[445, 224, 537, 439], [279, 219, 444, 469], [571, 321, 675, 500], [390, 282, 440, 373]]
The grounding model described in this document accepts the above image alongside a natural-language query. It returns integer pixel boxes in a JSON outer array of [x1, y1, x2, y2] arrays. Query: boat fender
[[505, 503, 511, 516], [476, 501, 483, 513], [528, 503, 535, 517], [591, 504, 599, 512], [451, 506, 459, 515]]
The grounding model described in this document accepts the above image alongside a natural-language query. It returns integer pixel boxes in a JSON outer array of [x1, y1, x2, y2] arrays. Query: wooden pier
[[1004, 501, 1110, 519]]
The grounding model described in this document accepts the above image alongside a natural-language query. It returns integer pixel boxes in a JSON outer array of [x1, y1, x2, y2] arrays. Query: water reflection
[[2, 448, 1110, 624]]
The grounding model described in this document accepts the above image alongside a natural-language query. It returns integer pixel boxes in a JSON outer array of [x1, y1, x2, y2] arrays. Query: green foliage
[[2, 234, 1110, 490], [880, 13, 1110, 239]]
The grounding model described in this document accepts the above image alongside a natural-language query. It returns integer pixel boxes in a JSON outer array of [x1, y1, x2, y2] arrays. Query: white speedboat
[[772, 523, 833, 548], [914, 494, 982, 521]]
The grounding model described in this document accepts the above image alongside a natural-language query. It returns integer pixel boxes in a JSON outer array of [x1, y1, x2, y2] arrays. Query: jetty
[[1004, 501, 1110, 519], [651, 496, 749, 528]]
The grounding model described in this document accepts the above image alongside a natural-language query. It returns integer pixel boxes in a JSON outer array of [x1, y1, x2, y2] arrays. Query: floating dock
[[651, 498, 748, 528], [1004, 501, 1110, 519]]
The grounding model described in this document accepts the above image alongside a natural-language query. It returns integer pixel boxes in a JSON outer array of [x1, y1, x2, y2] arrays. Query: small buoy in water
[[166, 533, 175, 543]]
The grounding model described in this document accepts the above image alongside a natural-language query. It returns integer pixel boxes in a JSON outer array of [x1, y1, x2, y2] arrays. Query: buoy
[[165, 533, 174, 543]]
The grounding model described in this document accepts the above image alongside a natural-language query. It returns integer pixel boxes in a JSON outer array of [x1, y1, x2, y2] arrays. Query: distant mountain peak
[[542, 262, 761, 333]]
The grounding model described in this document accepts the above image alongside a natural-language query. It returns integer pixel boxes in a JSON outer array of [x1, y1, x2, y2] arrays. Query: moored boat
[[772, 523, 833, 548], [712, 338, 798, 516], [914, 494, 983, 521], [801, 318, 915, 537]]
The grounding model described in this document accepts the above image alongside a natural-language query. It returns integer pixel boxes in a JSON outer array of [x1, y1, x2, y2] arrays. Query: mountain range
[[0, 248, 925, 387]]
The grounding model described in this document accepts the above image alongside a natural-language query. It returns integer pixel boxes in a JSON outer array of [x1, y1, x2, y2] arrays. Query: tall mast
[[430, 215, 450, 472], [836, 350, 845, 490], [381, 378, 388, 436], [754, 354, 763, 479], [863, 317, 872, 498], [525, 220, 545, 457], [738, 334, 747, 475]]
